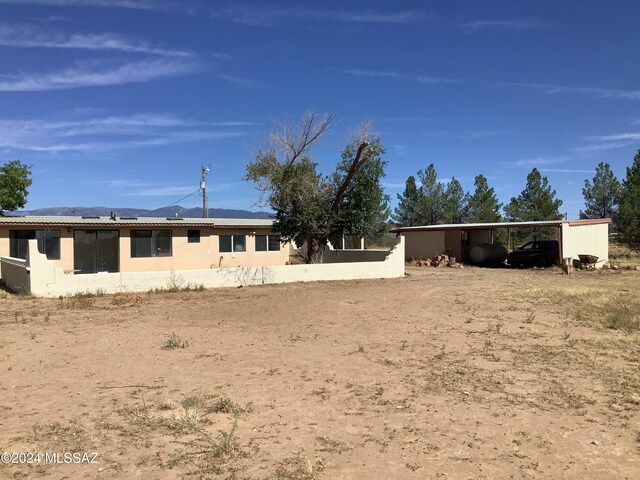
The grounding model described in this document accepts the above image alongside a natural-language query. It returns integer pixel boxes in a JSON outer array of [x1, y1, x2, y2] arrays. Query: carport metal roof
[[389, 218, 611, 233]]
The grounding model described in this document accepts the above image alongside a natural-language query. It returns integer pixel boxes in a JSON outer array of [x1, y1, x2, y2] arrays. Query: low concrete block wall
[[321, 248, 390, 263], [0, 256, 30, 294], [25, 237, 405, 297]]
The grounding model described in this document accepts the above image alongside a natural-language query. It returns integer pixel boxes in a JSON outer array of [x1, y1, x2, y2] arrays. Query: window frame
[[255, 234, 281, 252], [187, 229, 201, 244], [219, 234, 247, 253], [9, 229, 61, 260], [130, 229, 173, 258]]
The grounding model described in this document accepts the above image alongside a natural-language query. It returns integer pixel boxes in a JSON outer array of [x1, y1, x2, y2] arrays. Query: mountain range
[[12, 206, 272, 219]]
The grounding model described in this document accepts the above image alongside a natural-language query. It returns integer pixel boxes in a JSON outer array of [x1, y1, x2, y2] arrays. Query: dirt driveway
[[1, 267, 638, 479]]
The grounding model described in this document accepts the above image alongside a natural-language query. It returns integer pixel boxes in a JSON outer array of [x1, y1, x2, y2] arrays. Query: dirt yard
[[1, 267, 639, 479]]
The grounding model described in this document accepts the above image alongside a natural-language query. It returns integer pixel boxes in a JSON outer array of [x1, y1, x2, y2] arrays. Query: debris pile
[[416, 254, 450, 268]]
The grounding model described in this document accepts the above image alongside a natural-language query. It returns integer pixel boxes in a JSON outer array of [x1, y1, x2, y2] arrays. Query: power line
[[147, 188, 202, 214]]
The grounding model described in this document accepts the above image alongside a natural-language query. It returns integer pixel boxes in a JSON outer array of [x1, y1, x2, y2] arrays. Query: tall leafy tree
[[417, 163, 445, 225], [392, 176, 422, 226], [246, 113, 389, 263], [0, 160, 32, 216], [330, 139, 390, 246], [580, 162, 620, 219], [617, 150, 640, 250], [442, 177, 469, 224], [467, 174, 502, 223]]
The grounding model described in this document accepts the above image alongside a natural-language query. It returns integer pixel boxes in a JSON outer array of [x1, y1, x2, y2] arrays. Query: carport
[[390, 218, 611, 267]]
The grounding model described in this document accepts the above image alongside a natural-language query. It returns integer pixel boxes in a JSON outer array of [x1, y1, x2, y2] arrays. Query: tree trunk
[[305, 238, 324, 264]]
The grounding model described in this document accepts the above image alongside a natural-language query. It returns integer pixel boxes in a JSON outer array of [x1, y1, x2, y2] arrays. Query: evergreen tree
[[392, 175, 422, 226], [504, 168, 563, 221], [617, 150, 640, 250], [580, 162, 620, 219], [467, 174, 501, 223], [442, 177, 469, 224], [417, 163, 445, 225], [504, 168, 563, 242]]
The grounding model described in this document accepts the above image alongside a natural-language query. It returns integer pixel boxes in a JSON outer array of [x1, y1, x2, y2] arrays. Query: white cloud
[[514, 157, 567, 167], [587, 132, 640, 142], [461, 19, 550, 30], [573, 141, 636, 153], [344, 69, 461, 85], [538, 168, 594, 173], [0, 58, 200, 91], [128, 185, 199, 197], [420, 130, 502, 139], [497, 82, 640, 100], [0, 113, 251, 153], [0, 0, 169, 10], [210, 5, 429, 26], [218, 75, 262, 89], [0, 23, 193, 57]]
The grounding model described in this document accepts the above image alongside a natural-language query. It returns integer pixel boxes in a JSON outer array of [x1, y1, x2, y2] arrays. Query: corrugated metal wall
[[561, 223, 609, 267]]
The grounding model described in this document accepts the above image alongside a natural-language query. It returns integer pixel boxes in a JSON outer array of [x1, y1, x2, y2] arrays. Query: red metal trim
[[567, 218, 612, 226]]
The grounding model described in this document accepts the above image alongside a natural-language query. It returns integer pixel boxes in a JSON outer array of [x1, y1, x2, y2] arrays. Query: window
[[9, 230, 60, 260], [219, 234, 246, 253], [255, 234, 281, 252], [187, 230, 200, 243], [131, 230, 172, 257]]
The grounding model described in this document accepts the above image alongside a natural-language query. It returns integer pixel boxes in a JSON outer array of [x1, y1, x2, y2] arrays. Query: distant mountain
[[12, 205, 273, 219]]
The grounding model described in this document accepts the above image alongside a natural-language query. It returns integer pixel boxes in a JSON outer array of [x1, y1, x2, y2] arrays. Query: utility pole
[[201, 164, 210, 218]]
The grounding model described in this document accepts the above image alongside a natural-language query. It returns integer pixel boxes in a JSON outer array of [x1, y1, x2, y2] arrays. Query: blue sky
[[1, 0, 639, 218]]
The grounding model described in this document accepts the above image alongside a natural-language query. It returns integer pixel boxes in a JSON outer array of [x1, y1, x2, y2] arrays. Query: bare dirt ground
[[1, 267, 639, 479]]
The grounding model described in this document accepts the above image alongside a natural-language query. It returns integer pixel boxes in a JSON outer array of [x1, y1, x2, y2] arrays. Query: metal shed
[[390, 218, 611, 268]]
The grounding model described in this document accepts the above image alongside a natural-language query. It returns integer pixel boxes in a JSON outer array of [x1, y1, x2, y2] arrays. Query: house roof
[[0, 215, 274, 228], [389, 218, 611, 233]]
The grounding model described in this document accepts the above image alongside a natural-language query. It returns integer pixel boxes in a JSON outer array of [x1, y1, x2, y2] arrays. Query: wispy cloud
[[0, 113, 252, 153], [421, 130, 503, 139], [574, 141, 636, 153], [497, 82, 640, 100], [218, 74, 262, 89], [572, 132, 640, 153], [461, 19, 550, 30], [210, 5, 429, 26], [128, 185, 200, 197], [382, 181, 408, 189], [126, 182, 235, 196], [344, 69, 461, 85], [0, 23, 193, 57], [0, 58, 200, 92], [514, 156, 568, 167], [587, 132, 640, 142], [0, 0, 171, 10], [538, 168, 594, 173], [379, 116, 434, 122]]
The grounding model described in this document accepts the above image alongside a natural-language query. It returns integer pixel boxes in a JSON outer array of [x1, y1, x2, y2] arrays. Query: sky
[[1, 0, 639, 218]]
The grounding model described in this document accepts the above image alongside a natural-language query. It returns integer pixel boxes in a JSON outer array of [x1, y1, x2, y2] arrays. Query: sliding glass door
[[73, 230, 119, 274]]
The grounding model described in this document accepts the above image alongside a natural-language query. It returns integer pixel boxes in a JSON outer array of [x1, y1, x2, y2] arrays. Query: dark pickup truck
[[507, 240, 560, 268]]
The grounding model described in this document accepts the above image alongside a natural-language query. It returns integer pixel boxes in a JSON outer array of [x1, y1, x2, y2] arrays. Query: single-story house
[[390, 218, 611, 267], [0, 215, 289, 275]]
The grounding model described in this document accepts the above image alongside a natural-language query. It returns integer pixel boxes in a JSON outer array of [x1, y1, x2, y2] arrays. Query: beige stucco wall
[[402, 231, 446, 260], [0, 226, 289, 275], [14, 237, 405, 297], [561, 223, 609, 268]]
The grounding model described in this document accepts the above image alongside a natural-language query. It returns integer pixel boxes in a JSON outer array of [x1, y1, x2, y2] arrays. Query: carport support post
[[507, 228, 512, 251]]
